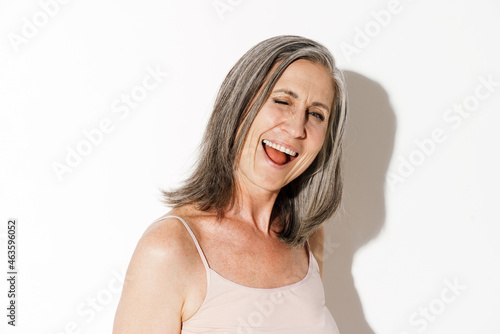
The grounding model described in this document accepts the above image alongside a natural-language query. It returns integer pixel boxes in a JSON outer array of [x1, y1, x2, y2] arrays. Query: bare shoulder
[[140, 215, 196, 258], [308, 224, 325, 255], [308, 224, 325, 279], [113, 214, 206, 333]]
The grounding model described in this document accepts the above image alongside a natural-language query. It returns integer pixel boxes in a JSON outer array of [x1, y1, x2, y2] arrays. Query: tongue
[[266, 145, 289, 165]]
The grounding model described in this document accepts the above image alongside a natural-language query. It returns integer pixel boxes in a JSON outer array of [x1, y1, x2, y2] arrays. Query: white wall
[[1, 0, 498, 333]]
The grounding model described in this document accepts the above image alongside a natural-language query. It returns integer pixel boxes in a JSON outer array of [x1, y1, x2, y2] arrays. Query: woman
[[113, 35, 348, 333]]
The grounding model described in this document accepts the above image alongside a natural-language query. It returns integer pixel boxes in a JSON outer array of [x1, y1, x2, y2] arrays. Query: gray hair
[[159, 35, 348, 247]]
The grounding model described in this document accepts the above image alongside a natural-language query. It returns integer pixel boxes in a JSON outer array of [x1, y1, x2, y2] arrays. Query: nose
[[281, 108, 306, 138]]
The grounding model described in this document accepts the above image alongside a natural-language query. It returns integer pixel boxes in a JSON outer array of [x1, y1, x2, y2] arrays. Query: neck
[[226, 171, 281, 236]]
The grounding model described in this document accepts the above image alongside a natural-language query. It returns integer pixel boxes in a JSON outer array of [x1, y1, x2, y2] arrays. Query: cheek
[[242, 117, 270, 153], [249, 108, 281, 135], [306, 125, 328, 151], [259, 104, 282, 121]]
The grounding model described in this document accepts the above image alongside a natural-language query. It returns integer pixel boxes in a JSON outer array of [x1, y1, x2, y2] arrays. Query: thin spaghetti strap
[[306, 239, 311, 260], [163, 215, 211, 271]]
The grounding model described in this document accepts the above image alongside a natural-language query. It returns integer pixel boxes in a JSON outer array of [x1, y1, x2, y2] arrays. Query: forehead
[[271, 59, 335, 106]]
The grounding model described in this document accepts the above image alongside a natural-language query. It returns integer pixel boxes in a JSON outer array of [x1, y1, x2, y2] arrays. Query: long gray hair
[[159, 35, 348, 247]]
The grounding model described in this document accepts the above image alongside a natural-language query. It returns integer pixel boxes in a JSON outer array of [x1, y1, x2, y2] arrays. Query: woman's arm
[[308, 224, 325, 280], [113, 220, 190, 334]]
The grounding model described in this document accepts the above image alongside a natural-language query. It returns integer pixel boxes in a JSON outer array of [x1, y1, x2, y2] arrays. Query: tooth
[[264, 140, 297, 156]]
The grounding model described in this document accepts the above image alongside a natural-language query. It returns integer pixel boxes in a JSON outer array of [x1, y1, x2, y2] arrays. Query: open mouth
[[262, 139, 298, 166]]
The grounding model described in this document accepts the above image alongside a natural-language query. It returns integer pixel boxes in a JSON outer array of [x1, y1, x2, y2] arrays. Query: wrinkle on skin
[[229, 59, 335, 234]]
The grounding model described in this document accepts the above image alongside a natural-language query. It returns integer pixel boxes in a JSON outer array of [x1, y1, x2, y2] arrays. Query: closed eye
[[273, 99, 289, 105]]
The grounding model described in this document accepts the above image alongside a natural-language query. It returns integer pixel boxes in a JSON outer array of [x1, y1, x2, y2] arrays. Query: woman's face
[[236, 59, 334, 192]]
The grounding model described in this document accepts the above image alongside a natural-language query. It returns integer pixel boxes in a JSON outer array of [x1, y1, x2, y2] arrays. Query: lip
[[261, 140, 298, 168]]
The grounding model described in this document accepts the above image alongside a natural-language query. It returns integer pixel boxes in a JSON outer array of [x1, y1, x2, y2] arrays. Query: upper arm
[[113, 220, 189, 334], [308, 225, 325, 280]]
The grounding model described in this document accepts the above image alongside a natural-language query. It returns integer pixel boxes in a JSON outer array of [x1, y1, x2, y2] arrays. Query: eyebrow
[[272, 89, 331, 115]]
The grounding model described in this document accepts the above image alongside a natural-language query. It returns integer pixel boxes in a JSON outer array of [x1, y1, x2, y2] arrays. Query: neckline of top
[[208, 246, 314, 292], [162, 214, 315, 291]]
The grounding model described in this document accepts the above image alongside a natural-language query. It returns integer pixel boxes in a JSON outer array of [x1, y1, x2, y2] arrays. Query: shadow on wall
[[323, 71, 397, 334]]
